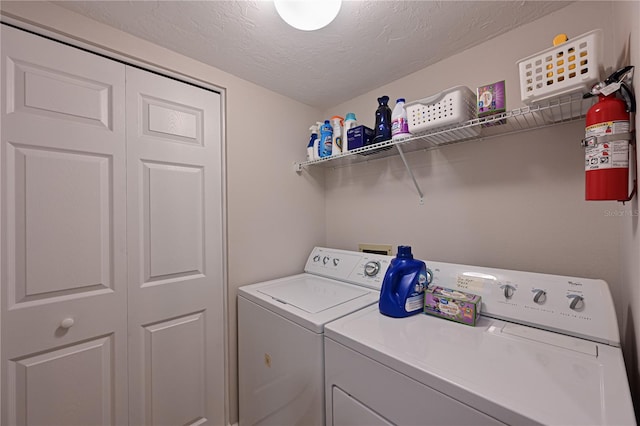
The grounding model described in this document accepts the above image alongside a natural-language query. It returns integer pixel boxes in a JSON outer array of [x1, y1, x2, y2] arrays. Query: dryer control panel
[[426, 260, 620, 346], [304, 247, 393, 290]]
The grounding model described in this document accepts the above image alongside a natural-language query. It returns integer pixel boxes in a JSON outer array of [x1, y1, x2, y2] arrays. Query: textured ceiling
[[54, 1, 571, 109]]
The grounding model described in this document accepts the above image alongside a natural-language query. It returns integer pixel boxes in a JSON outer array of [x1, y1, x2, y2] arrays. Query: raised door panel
[[8, 336, 114, 425], [10, 145, 111, 302], [144, 162, 204, 282], [9, 59, 112, 128], [143, 313, 206, 425], [126, 65, 224, 426], [1, 25, 128, 425]]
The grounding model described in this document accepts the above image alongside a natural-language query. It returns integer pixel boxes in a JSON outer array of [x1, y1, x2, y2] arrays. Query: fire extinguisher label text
[[584, 121, 630, 171]]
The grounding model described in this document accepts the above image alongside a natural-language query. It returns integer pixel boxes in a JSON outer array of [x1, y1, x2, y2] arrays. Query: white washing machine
[[324, 260, 636, 426], [238, 247, 393, 426]]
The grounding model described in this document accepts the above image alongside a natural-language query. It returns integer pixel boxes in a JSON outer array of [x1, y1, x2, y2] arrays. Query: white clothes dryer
[[324, 260, 636, 426], [238, 247, 393, 426]]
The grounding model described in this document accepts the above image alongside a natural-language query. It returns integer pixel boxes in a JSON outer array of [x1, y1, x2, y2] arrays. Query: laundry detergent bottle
[[379, 246, 428, 318], [391, 98, 411, 141], [343, 112, 357, 153], [330, 115, 344, 156], [373, 95, 392, 144], [319, 120, 333, 158]]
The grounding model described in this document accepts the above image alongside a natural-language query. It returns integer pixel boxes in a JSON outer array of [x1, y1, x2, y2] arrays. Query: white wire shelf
[[294, 95, 595, 172]]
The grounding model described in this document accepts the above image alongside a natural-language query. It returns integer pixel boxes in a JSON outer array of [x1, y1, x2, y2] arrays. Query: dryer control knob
[[322, 256, 329, 265], [313, 255, 321, 262], [333, 258, 340, 266], [533, 289, 547, 305], [364, 261, 380, 277]]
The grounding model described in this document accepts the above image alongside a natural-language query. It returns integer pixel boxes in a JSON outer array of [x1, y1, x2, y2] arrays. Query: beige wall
[[323, 0, 638, 412], [614, 0, 640, 418], [0, 2, 325, 424]]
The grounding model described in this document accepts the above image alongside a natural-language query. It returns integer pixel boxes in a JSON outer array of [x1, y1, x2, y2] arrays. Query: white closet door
[[125, 66, 225, 426], [1, 25, 128, 425]]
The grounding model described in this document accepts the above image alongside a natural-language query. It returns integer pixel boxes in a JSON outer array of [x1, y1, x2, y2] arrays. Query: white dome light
[[274, 0, 342, 31]]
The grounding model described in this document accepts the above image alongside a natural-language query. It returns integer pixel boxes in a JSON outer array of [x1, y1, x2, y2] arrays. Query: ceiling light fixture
[[274, 0, 342, 31]]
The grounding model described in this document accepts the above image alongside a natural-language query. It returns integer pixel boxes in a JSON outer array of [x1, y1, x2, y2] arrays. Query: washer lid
[[238, 273, 379, 333], [258, 277, 369, 313]]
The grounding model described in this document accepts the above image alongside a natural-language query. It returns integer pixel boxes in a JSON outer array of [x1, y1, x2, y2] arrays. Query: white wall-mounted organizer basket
[[518, 29, 603, 109], [404, 86, 480, 143]]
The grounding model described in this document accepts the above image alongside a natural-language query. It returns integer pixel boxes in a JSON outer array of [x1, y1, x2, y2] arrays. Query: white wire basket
[[405, 86, 480, 144], [518, 29, 603, 105]]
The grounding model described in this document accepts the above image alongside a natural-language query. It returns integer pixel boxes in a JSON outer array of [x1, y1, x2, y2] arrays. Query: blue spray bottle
[[379, 246, 429, 318]]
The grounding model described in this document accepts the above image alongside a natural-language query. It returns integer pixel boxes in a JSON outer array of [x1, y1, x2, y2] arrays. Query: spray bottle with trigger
[[307, 123, 319, 161]]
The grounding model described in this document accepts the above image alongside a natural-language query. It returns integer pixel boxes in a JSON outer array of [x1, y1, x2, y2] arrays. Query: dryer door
[[332, 386, 392, 426], [325, 337, 506, 426]]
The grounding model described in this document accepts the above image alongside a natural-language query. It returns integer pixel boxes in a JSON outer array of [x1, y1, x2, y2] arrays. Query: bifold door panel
[[126, 65, 224, 426], [1, 25, 128, 426], [1, 25, 224, 425]]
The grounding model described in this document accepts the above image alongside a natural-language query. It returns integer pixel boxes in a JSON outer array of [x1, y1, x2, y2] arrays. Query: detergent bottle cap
[[396, 98, 406, 103], [345, 112, 357, 121], [396, 245, 413, 259], [310, 124, 319, 133]]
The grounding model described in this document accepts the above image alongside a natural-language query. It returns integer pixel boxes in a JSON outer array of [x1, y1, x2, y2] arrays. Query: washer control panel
[[304, 247, 393, 290], [427, 260, 620, 345]]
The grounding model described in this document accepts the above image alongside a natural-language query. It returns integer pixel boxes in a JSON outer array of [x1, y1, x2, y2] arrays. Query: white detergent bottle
[[342, 112, 357, 153], [330, 115, 344, 155], [391, 98, 411, 141]]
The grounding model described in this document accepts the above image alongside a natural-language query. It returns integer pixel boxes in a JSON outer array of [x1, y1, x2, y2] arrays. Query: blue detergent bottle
[[373, 95, 392, 144], [379, 246, 429, 318], [319, 120, 333, 158]]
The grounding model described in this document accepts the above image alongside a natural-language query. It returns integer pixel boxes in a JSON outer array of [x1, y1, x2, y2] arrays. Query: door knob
[[60, 318, 75, 329]]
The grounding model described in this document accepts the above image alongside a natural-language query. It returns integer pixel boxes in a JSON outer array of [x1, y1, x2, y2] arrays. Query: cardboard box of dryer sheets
[[424, 287, 482, 326]]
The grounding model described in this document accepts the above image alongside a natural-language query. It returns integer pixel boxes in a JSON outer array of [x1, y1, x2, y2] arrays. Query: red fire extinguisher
[[583, 66, 636, 201]]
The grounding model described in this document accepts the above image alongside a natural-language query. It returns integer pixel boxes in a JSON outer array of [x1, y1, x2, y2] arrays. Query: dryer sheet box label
[[424, 287, 482, 326]]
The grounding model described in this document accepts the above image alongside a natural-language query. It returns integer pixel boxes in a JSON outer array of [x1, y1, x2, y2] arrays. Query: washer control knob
[[322, 256, 329, 265], [364, 261, 381, 277], [569, 295, 585, 311], [533, 289, 547, 305], [333, 258, 340, 267], [502, 285, 515, 299], [313, 255, 321, 262]]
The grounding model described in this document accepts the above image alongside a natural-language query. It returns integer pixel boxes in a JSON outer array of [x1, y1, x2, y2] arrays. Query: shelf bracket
[[395, 145, 424, 204]]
